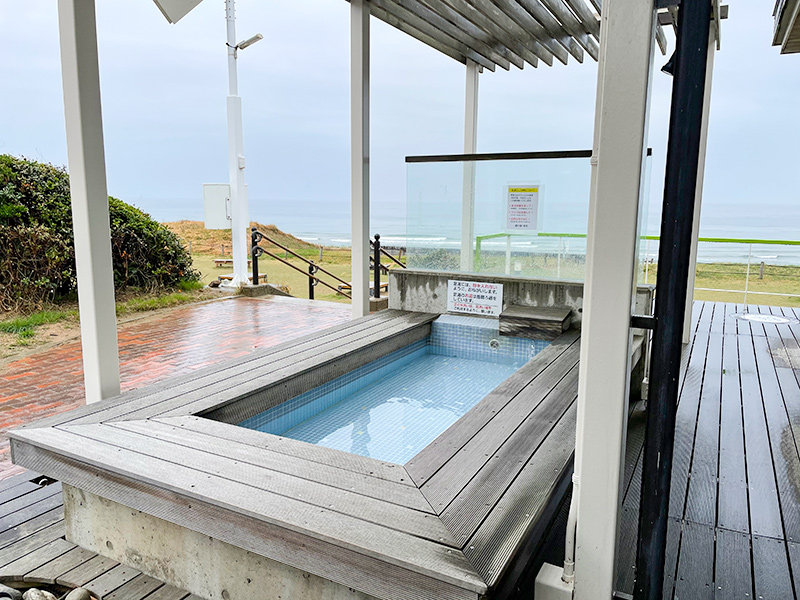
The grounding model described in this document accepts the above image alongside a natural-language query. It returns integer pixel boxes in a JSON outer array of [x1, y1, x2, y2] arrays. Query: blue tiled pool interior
[[239, 315, 550, 464]]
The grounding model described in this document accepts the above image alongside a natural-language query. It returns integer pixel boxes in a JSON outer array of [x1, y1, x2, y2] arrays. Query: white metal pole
[[351, 0, 370, 319], [57, 0, 120, 404], [505, 236, 511, 274], [682, 23, 716, 343], [460, 59, 479, 272], [225, 0, 250, 287], [571, 0, 656, 598], [744, 243, 752, 306]]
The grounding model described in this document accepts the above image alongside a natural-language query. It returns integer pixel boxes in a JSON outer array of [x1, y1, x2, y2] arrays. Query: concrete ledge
[[369, 297, 389, 312], [63, 485, 378, 600], [388, 269, 655, 326], [239, 283, 293, 298]]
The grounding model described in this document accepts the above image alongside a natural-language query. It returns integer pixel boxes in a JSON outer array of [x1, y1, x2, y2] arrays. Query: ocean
[[139, 196, 800, 266]]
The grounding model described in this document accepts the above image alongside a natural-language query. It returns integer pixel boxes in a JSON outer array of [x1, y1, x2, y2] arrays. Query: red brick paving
[[0, 296, 350, 479]]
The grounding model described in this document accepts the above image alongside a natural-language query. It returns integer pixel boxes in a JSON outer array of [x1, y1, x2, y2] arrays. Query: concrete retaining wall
[[64, 485, 378, 600], [389, 269, 655, 324]]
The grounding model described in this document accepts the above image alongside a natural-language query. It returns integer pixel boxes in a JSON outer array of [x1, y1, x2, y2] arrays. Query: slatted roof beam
[[563, 0, 601, 38], [370, 0, 495, 71], [369, 4, 469, 66], [469, 0, 556, 65], [493, 0, 571, 65], [419, 0, 526, 69], [539, 0, 600, 60], [370, 0, 498, 70], [517, 0, 585, 63], [438, 0, 540, 67], [388, 0, 512, 69]]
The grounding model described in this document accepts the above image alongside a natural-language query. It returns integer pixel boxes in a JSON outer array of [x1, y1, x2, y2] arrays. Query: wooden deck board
[[667, 326, 709, 520], [106, 574, 171, 600], [439, 367, 578, 541], [0, 521, 66, 569], [0, 506, 64, 550], [718, 332, 750, 533], [753, 335, 800, 542], [684, 331, 722, 526], [714, 527, 753, 599], [26, 545, 97, 583], [83, 564, 143, 598], [616, 301, 800, 600], [66, 422, 455, 546], [0, 538, 75, 582], [463, 404, 577, 586], [164, 415, 413, 486], [752, 534, 795, 600], [110, 418, 431, 511], [14, 427, 481, 589], [739, 333, 785, 539], [673, 520, 715, 600]]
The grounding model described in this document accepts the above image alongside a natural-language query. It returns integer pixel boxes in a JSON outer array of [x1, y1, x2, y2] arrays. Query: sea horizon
[[136, 196, 800, 265]]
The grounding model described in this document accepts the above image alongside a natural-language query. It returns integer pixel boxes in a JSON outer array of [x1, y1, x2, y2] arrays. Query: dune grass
[[0, 310, 74, 344]]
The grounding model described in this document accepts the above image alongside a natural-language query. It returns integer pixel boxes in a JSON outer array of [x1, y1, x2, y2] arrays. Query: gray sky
[[1, 1, 798, 237]]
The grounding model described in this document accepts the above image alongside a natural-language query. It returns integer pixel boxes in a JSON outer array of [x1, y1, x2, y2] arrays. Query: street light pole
[[225, 0, 249, 287]]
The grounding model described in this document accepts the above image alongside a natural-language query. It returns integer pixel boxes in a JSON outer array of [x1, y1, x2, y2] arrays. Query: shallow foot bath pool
[[240, 314, 549, 463]]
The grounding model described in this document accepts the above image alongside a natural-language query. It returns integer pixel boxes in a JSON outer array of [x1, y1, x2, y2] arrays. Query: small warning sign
[[447, 280, 503, 316]]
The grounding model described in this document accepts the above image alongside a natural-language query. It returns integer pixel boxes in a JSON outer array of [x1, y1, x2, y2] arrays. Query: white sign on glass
[[447, 280, 504, 317], [506, 184, 541, 232]]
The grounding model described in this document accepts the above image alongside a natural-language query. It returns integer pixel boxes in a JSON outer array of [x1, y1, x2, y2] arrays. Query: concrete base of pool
[[10, 307, 648, 600], [63, 485, 379, 600]]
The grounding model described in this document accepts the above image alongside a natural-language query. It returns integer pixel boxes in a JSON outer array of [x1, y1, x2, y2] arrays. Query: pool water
[[239, 315, 549, 464]]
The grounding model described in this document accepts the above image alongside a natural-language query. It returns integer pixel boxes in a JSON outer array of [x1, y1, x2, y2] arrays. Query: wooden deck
[[0, 471, 199, 599], [6, 309, 597, 600], [616, 301, 800, 599]]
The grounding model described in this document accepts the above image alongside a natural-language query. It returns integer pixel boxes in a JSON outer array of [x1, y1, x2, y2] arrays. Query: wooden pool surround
[[9, 310, 645, 600]]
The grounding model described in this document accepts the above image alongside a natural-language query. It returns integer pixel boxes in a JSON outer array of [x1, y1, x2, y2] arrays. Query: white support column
[[682, 25, 716, 344], [351, 0, 370, 319], [460, 59, 479, 272], [57, 0, 120, 404], [225, 0, 250, 288], [572, 0, 656, 598]]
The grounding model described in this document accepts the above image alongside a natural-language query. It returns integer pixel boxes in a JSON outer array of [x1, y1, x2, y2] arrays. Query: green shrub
[[413, 248, 460, 271], [0, 155, 199, 310]]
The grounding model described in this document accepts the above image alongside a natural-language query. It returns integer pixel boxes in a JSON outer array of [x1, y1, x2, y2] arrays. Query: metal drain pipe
[[634, 1, 712, 598]]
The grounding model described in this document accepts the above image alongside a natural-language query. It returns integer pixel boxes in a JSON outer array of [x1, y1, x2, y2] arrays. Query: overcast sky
[[1, 1, 798, 237]]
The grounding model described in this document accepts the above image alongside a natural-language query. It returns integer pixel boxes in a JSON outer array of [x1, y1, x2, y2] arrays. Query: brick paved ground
[[0, 295, 350, 479]]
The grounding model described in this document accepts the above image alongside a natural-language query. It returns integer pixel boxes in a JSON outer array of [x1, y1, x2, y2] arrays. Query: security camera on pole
[[223, 0, 261, 287]]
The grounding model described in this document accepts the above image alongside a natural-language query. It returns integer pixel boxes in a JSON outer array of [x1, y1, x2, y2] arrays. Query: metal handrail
[[250, 228, 351, 300]]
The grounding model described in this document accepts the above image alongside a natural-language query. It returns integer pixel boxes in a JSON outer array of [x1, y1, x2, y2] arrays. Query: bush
[[0, 155, 199, 310], [412, 248, 460, 271]]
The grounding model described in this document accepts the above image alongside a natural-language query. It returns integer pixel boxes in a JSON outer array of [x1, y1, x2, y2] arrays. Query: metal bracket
[[631, 315, 657, 330]]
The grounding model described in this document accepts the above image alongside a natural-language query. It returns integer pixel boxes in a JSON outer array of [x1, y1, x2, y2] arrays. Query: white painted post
[[57, 0, 120, 404], [682, 25, 716, 343], [351, 0, 370, 319], [460, 59, 479, 272], [572, 0, 656, 598], [225, 0, 251, 288]]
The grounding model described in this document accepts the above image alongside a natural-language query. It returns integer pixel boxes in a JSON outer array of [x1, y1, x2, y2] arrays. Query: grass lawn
[[192, 245, 393, 304], [643, 262, 800, 308]]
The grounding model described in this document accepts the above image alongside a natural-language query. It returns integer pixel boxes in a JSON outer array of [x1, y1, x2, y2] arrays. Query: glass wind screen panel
[[406, 156, 594, 280]]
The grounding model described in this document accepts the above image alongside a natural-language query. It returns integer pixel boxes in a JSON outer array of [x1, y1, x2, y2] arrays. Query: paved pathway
[[0, 296, 350, 479]]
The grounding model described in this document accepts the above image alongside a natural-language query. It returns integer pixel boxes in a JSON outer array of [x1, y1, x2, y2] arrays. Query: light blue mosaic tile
[[239, 315, 551, 463]]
